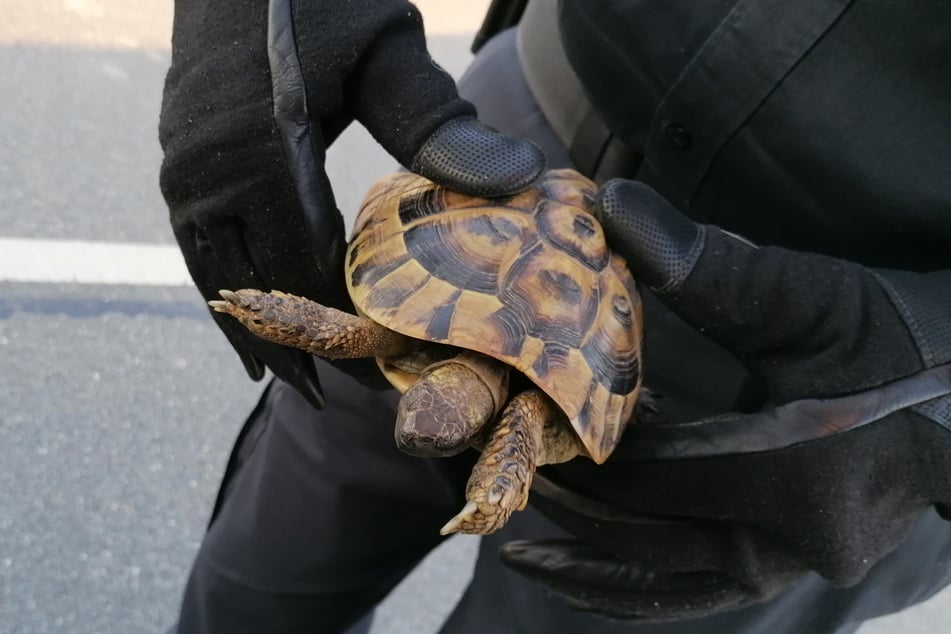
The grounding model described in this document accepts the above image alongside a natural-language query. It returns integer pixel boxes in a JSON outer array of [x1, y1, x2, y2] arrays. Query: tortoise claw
[[209, 289, 249, 314], [218, 288, 240, 302], [440, 501, 479, 536], [209, 289, 268, 315]]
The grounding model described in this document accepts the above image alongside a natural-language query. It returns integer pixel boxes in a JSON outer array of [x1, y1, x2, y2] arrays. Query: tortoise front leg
[[440, 389, 584, 536], [209, 289, 412, 359]]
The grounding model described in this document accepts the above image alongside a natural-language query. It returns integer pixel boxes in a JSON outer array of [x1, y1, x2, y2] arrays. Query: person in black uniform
[[159, 1, 951, 632]]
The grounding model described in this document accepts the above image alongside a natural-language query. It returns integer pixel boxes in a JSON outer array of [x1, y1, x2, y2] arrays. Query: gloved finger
[[594, 180, 916, 400], [176, 227, 269, 382], [210, 222, 386, 394], [268, 0, 357, 309], [499, 539, 751, 621], [200, 222, 265, 286], [249, 342, 326, 410], [210, 297, 328, 410], [530, 475, 734, 571], [210, 310, 266, 381], [269, 0, 364, 305], [210, 297, 344, 412], [191, 224, 327, 409], [346, 8, 545, 196], [235, 218, 351, 312]]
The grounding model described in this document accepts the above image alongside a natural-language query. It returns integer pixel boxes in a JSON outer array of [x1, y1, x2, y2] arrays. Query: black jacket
[[560, 0, 950, 271]]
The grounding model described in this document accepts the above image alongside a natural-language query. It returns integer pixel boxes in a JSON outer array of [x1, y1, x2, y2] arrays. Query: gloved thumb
[[594, 179, 917, 401], [349, 6, 544, 197], [594, 179, 710, 293]]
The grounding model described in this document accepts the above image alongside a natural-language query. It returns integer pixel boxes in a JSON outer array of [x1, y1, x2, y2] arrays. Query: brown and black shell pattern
[[346, 169, 643, 464]]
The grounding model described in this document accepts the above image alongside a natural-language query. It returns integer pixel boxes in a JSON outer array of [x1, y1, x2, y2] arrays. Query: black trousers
[[174, 29, 951, 634]]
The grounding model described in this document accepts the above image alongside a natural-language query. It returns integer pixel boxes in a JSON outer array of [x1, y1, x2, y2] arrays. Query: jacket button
[[665, 123, 693, 150]]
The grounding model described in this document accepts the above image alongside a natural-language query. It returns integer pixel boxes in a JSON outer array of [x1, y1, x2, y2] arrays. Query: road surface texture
[[0, 1, 946, 632]]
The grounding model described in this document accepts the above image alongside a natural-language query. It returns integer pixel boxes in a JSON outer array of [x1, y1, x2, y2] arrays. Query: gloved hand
[[500, 179, 951, 620], [159, 0, 545, 408]]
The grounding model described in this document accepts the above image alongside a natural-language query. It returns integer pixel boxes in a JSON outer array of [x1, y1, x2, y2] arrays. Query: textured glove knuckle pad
[[874, 269, 951, 368], [412, 118, 545, 197]]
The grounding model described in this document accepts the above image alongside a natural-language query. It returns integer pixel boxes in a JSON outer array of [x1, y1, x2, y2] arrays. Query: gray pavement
[[0, 1, 947, 633]]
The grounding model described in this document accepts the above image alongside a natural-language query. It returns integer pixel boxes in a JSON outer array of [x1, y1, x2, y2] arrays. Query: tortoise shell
[[346, 169, 643, 464]]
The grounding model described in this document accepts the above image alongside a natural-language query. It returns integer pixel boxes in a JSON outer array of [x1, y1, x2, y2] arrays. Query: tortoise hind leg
[[209, 289, 412, 359], [440, 389, 584, 536]]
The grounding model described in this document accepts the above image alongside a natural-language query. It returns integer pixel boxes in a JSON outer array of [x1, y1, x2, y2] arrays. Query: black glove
[[500, 179, 951, 620], [159, 0, 545, 408]]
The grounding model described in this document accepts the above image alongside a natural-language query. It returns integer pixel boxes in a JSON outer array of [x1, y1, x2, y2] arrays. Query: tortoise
[[210, 169, 644, 535]]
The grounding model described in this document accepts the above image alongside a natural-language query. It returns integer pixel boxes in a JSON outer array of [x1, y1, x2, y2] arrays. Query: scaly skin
[[209, 289, 412, 359], [440, 389, 585, 536], [396, 350, 509, 457]]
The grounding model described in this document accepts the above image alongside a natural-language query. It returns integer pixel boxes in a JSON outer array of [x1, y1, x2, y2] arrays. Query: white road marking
[[0, 237, 194, 286]]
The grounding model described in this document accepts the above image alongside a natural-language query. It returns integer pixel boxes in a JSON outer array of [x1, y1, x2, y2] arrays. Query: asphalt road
[[0, 2, 947, 633]]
